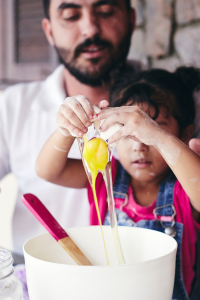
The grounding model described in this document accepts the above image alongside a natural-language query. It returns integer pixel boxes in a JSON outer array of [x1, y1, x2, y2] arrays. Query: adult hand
[[189, 139, 200, 156], [56, 95, 94, 137]]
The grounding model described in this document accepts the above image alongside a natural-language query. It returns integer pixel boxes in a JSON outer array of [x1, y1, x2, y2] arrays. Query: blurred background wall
[[129, 0, 200, 70], [0, 0, 57, 89]]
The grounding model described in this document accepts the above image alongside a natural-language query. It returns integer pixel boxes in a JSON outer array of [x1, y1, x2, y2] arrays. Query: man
[[0, 0, 138, 255]]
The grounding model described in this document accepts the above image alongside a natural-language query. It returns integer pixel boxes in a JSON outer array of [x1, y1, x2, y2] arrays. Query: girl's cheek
[[117, 144, 131, 165]]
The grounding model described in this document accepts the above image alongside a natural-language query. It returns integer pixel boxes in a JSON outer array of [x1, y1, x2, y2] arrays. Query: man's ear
[[181, 124, 194, 145], [42, 18, 55, 46], [129, 7, 136, 34]]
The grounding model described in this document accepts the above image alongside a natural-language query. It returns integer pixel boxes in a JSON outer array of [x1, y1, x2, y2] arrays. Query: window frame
[[0, 0, 57, 84]]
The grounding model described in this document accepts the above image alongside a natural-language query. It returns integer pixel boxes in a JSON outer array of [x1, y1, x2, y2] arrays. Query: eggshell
[[100, 123, 123, 148]]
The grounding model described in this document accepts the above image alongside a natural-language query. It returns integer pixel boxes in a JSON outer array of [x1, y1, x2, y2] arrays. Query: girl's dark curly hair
[[110, 66, 200, 130]]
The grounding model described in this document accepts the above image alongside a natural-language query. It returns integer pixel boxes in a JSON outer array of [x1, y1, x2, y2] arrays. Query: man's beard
[[54, 31, 132, 87]]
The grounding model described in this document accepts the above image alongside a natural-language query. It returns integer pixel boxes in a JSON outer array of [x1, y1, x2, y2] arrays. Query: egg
[[83, 137, 108, 174], [83, 136, 109, 264]]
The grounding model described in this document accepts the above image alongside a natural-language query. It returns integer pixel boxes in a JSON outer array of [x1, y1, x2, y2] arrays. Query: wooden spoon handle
[[22, 193, 92, 266], [59, 237, 92, 266]]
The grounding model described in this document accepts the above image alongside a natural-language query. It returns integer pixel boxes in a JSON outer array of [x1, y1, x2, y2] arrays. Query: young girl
[[36, 67, 200, 300]]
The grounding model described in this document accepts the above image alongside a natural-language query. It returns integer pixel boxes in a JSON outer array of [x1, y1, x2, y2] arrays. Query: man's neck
[[64, 68, 110, 105]]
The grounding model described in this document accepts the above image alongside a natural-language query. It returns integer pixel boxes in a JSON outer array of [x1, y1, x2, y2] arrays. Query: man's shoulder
[[0, 81, 45, 123], [1, 80, 44, 104], [0, 65, 65, 111]]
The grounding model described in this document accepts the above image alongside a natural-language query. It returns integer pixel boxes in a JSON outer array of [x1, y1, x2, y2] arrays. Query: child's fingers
[[107, 123, 139, 144], [107, 128, 128, 144], [64, 96, 92, 128], [60, 102, 88, 132], [189, 139, 200, 156], [60, 119, 85, 137], [99, 112, 129, 132], [97, 106, 134, 120], [57, 110, 87, 136], [75, 95, 94, 119], [97, 108, 120, 120], [97, 100, 109, 109], [108, 129, 141, 145]]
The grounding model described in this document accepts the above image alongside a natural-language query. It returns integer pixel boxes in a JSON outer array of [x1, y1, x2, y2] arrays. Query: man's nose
[[80, 11, 100, 38], [132, 141, 148, 152]]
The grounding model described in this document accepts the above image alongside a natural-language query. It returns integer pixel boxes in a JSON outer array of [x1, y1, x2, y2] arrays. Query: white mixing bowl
[[24, 226, 177, 300]]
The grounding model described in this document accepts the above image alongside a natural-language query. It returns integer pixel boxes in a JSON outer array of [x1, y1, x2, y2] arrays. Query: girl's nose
[[132, 141, 148, 152]]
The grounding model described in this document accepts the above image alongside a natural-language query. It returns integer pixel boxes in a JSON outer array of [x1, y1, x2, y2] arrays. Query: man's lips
[[132, 159, 152, 168], [81, 45, 106, 58]]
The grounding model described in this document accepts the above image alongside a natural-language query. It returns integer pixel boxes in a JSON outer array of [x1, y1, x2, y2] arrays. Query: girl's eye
[[62, 9, 80, 21], [96, 5, 114, 17]]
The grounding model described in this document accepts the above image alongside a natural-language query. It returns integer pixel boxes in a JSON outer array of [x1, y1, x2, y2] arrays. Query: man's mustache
[[74, 36, 113, 58]]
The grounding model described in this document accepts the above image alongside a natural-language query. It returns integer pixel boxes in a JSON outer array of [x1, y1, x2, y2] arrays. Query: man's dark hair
[[42, 0, 131, 19], [43, 0, 50, 19]]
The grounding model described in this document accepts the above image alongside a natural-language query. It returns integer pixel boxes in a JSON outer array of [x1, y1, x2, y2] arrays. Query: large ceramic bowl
[[24, 226, 177, 300]]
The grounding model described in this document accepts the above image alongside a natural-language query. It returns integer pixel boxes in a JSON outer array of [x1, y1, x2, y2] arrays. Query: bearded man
[[0, 0, 141, 255]]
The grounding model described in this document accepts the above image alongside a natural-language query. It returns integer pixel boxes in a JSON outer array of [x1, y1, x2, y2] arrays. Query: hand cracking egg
[[70, 105, 123, 147]]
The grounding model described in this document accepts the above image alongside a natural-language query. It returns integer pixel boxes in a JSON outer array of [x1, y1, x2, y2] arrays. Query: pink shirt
[[87, 158, 200, 296]]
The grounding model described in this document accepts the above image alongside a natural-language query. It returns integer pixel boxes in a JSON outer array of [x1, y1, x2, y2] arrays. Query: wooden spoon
[[22, 193, 92, 266]]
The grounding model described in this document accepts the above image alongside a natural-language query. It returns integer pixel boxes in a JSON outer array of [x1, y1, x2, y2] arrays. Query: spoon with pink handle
[[22, 193, 92, 266]]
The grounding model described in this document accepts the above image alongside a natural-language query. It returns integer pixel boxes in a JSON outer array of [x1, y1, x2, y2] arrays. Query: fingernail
[[86, 122, 90, 127], [99, 126, 102, 131], [83, 128, 88, 133], [79, 132, 83, 136], [90, 115, 93, 119], [93, 114, 98, 119]]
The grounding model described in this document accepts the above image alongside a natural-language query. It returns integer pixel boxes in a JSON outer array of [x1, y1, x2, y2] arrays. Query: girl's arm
[[36, 129, 88, 188], [97, 106, 200, 212], [36, 95, 94, 189]]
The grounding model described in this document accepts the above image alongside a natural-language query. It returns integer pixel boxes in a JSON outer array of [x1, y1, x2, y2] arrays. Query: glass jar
[[0, 248, 23, 300]]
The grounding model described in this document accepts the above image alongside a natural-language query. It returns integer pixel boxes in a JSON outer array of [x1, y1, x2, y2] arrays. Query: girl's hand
[[189, 139, 200, 156], [57, 95, 94, 137], [96, 106, 162, 146]]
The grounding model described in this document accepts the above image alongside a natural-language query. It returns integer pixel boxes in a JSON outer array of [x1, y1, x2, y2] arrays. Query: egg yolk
[[83, 137, 108, 175], [83, 136, 109, 264]]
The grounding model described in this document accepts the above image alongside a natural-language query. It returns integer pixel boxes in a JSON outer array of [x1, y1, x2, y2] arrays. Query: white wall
[[0, 91, 18, 250], [0, 174, 18, 250]]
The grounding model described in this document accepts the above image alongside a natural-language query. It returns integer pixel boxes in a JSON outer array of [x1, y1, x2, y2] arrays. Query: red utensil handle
[[22, 193, 68, 241]]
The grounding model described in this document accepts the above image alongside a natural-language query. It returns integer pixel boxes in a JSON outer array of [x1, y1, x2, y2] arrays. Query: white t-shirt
[[0, 65, 90, 254]]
